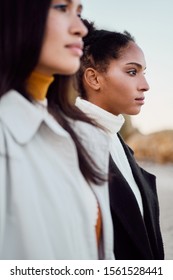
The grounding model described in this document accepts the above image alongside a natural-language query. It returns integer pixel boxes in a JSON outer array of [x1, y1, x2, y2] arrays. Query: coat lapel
[[109, 154, 153, 258], [116, 134, 164, 258], [118, 134, 157, 229]]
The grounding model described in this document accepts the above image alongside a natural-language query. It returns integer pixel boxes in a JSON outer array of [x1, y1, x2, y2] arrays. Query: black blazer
[[109, 134, 164, 259]]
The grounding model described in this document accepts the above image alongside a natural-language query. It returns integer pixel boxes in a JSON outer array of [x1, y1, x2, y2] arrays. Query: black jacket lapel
[[109, 154, 154, 259], [116, 134, 164, 259]]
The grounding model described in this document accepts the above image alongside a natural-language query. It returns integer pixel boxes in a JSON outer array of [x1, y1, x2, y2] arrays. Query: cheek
[[110, 77, 134, 97], [40, 29, 62, 64], [44, 16, 63, 48], [106, 78, 125, 96]]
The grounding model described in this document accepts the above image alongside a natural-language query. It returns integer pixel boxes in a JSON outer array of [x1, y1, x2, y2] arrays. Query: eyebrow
[[66, 0, 83, 9], [126, 62, 146, 70]]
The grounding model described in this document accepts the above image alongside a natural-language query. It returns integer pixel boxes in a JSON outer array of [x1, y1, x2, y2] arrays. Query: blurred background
[[81, 0, 173, 259]]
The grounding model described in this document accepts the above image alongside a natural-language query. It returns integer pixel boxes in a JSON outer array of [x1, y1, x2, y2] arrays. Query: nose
[[70, 16, 88, 38], [139, 76, 150, 92]]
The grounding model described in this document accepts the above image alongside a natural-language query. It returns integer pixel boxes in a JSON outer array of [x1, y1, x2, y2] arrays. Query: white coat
[[0, 90, 114, 260]]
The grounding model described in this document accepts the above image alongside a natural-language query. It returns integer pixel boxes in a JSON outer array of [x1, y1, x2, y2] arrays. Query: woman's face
[[35, 0, 87, 76], [95, 42, 150, 115]]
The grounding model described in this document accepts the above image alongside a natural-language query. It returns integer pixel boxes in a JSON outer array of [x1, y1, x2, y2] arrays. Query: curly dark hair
[[76, 19, 135, 99]]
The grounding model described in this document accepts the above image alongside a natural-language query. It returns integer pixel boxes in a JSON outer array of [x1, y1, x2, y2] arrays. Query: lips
[[66, 42, 84, 57], [135, 97, 145, 101], [135, 96, 145, 105]]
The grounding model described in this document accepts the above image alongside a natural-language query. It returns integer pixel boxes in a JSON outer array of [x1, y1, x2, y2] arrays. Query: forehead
[[105, 41, 146, 72], [120, 42, 145, 61]]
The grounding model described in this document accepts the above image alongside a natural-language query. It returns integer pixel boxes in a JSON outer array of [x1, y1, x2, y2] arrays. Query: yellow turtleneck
[[26, 71, 54, 101]]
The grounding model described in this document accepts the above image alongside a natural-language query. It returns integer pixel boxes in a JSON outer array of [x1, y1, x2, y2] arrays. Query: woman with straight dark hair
[[0, 1, 114, 259], [75, 19, 164, 260]]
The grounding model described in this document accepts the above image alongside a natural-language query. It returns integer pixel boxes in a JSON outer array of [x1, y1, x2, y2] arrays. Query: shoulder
[[72, 120, 110, 171], [78, 120, 108, 138], [73, 120, 109, 149]]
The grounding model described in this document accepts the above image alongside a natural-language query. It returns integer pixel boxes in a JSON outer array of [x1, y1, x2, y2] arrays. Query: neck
[[26, 71, 54, 101]]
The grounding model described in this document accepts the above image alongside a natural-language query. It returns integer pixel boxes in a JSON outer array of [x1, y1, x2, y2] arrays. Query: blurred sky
[[82, 0, 173, 134]]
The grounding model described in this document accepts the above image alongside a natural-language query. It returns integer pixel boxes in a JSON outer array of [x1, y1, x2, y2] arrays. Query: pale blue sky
[[82, 0, 173, 134]]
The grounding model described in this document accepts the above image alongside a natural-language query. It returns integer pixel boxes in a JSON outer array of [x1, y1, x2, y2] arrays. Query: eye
[[127, 69, 137, 76], [77, 12, 82, 18], [77, 6, 83, 18], [51, 4, 68, 12]]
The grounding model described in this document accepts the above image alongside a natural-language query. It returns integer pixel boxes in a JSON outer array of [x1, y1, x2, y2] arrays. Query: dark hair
[[76, 19, 135, 99], [0, 0, 106, 185]]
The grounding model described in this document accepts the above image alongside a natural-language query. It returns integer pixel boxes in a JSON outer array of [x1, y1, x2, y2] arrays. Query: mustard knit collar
[[26, 71, 54, 101]]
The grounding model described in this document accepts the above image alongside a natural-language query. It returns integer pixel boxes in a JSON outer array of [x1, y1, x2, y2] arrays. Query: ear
[[84, 68, 100, 90]]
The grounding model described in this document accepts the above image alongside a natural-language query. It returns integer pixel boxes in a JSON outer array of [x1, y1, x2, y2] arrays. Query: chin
[[59, 63, 80, 75], [66, 58, 80, 73], [130, 109, 141, 115], [70, 63, 80, 74]]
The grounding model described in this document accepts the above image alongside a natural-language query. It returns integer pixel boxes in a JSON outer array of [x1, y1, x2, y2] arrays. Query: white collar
[[0, 90, 68, 144], [76, 97, 125, 135]]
